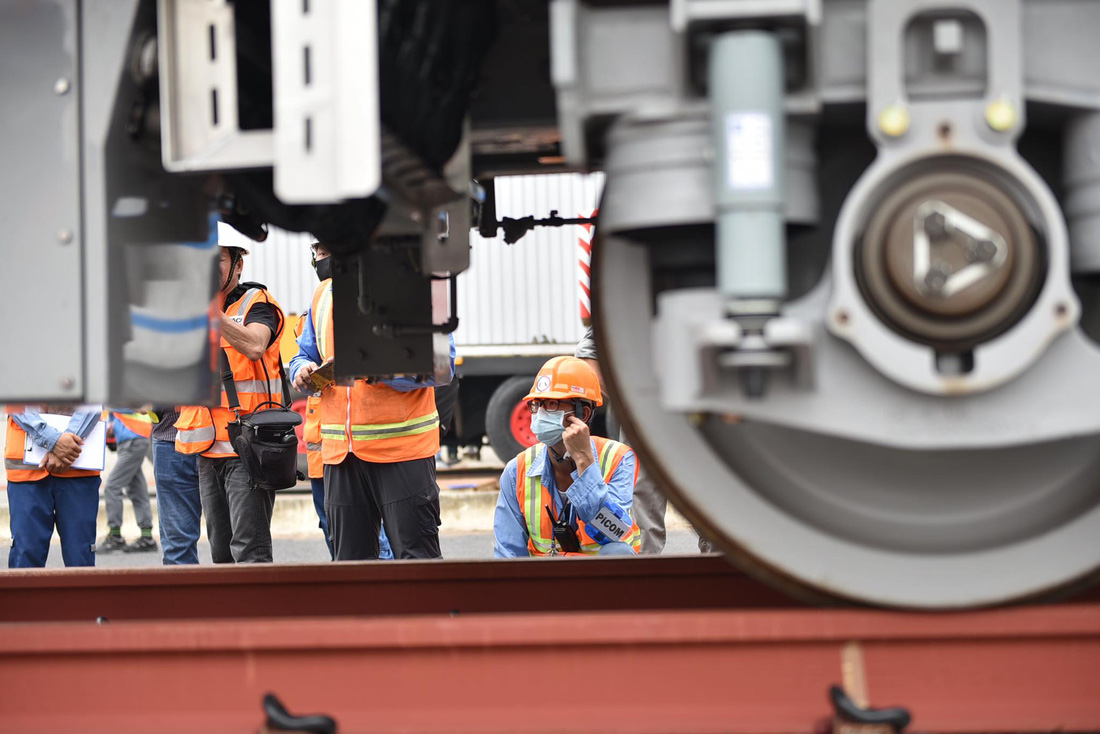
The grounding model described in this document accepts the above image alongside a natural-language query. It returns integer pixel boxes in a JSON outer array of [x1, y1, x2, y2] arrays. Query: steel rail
[[0, 555, 802, 623]]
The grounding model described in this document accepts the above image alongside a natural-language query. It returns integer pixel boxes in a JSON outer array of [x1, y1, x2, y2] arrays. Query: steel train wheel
[[593, 231, 1100, 609]]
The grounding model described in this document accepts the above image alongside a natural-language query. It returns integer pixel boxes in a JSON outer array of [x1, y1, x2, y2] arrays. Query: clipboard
[[24, 414, 107, 471]]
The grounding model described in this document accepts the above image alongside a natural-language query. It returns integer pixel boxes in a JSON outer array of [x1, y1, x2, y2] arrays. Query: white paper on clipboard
[[23, 412, 107, 471]]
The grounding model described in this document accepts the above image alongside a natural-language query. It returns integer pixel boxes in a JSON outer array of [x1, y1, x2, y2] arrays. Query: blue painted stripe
[[131, 312, 209, 333]]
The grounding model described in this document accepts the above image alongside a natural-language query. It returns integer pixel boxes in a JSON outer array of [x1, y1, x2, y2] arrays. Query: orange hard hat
[[524, 356, 603, 407]]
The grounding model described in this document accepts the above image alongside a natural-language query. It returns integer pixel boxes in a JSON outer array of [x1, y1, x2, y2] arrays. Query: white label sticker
[[591, 506, 628, 541], [725, 112, 774, 191]]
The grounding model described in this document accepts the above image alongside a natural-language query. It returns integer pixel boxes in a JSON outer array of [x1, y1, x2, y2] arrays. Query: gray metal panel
[[455, 173, 603, 348], [1023, 0, 1100, 109], [0, 0, 84, 401]]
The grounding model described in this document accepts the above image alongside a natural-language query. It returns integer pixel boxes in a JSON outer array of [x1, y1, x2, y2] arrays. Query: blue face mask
[[531, 408, 567, 447]]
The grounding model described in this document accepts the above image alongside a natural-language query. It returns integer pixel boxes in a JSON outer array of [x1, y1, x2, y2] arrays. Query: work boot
[[124, 536, 158, 553], [97, 534, 128, 553]]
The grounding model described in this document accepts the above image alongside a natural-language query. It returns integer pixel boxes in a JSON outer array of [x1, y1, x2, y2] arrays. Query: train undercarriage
[[2, 0, 1100, 728]]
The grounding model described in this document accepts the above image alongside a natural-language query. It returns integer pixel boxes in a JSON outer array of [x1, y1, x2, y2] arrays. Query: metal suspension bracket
[[826, 0, 1081, 394], [653, 11, 818, 403]]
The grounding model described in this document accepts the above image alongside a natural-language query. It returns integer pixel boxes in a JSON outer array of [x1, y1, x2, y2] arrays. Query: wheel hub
[[858, 170, 1042, 348]]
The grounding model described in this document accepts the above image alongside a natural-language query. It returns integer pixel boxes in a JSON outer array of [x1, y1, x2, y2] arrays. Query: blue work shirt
[[289, 289, 456, 392], [493, 439, 637, 558], [10, 407, 101, 452]]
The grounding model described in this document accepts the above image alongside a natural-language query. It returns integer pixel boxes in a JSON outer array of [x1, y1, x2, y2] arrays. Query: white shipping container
[[238, 228, 318, 316], [456, 172, 604, 348], [243, 172, 605, 346]]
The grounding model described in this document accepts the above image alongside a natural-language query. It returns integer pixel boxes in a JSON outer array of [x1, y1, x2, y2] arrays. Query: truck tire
[[485, 376, 537, 462]]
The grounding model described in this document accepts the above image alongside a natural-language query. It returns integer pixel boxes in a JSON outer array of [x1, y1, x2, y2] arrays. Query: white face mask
[[530, 408, 567, 447]]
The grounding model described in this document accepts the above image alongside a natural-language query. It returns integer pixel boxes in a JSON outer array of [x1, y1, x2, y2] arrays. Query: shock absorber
[[708, 30, 787, 396]]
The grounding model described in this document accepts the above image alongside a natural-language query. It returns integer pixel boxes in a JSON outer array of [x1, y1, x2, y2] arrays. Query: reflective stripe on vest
[[113, 411, 154, 439], [515, 436, 640, 556], [224, 380, 282, 396], [312, 280, 334, 363], [209, 440, 236, 456], [321, 411, 439, 441], [174, 286, 286, 458], [177, 426, 216, 445]]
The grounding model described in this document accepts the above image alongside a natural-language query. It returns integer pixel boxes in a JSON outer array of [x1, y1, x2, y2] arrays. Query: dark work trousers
[[324, 454, 442, 560], [198, 456, 275, 563]]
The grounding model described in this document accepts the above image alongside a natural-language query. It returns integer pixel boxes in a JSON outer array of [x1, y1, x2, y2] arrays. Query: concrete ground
[[10, 530, 707, 568]]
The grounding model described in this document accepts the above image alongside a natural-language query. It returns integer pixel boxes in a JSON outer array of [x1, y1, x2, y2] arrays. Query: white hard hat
[[216, 220, 251, 255]]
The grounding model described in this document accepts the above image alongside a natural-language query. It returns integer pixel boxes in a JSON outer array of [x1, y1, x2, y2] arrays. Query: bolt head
[[58, 228, 74, 244], [924, 211, 948, 240], [54, 77, 71, 95], [60, 377, 75, 390], [878, 105, 910, 138], [985, 98, 1016, 132], [967, 239, 997, 263], [924, 265, 951, 293]]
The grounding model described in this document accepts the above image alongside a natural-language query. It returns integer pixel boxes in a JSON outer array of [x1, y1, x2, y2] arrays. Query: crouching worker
[[493, 357, 640, 557]]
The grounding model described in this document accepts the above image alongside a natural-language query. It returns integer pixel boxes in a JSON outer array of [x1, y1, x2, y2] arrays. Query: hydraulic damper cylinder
[[709, 32, 787, 311]]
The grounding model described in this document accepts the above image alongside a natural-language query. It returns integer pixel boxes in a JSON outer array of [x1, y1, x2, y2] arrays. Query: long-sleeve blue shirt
[[289, 284, 456, 392], [9, 406, 101, 452], [493, 439, 637, 558]]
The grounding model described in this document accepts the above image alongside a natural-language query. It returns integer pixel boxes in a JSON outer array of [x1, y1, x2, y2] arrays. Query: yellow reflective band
[[350, 421, 438, 441], [320, 424, 348, 441], [316, 285, 333, 362], [348, 412, 439, 440], [522, 448, 548, 551]]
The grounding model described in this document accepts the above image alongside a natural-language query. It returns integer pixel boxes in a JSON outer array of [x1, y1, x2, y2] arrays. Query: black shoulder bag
[[222, 350, 303, 491]]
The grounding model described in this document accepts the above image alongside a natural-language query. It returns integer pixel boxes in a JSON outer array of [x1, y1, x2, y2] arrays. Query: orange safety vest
[[514, 436, 641, 556], [175, 286, 286, 458], [304, 395, 323, 479], [4, 407, 101, 482], [112, 411, 153, 439], [309, 279, 440, 465]]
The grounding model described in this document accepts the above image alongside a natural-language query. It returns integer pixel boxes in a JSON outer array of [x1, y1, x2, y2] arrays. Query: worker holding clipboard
[[4, 405, 104, 567]]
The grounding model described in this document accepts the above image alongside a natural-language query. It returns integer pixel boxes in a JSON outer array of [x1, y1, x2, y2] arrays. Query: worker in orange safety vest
[[290, 241, 454, 560], [493, 357, 641, 557], [175, 224, 286, 563], [293, 247, 395, 560], [4, 406, 103, 567]]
